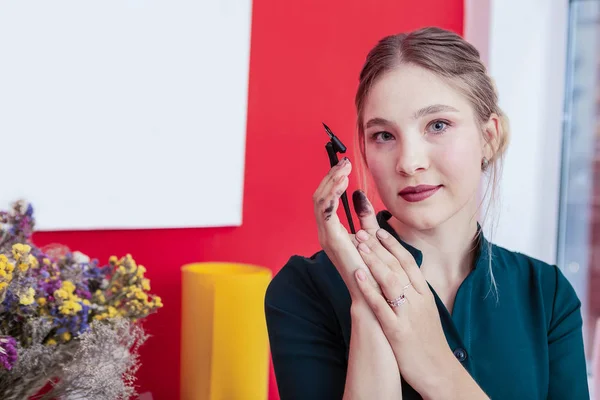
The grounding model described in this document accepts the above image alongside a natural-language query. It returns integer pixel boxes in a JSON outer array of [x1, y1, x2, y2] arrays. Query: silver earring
[[481, 157, 489, 171]]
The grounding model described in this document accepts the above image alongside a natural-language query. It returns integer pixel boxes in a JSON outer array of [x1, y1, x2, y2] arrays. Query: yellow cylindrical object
[[180, 262, 272, 400]]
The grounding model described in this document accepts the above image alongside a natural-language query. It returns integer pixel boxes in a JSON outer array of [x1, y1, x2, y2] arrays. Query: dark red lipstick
[[398, 185, 442, 202]]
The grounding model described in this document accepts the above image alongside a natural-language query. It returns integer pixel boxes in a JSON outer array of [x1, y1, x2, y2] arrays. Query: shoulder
[[266, 250, 338, 301], [490, 243, 581, 325], [265, 249, 351, 320], [490, 242, 553, 273], [491, 243, 573, 291]]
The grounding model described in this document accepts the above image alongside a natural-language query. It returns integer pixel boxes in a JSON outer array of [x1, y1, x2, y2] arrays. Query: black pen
[[322, 122, 356, 234]]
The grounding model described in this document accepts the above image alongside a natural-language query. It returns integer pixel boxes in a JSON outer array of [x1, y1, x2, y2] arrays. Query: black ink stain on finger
[[352, 190, 371, 217], [324, 200, 335, 214], [324, 200, 334, 221]]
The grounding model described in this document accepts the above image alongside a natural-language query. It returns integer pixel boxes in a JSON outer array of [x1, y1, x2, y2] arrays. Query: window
[[557, 0, 600, 380]]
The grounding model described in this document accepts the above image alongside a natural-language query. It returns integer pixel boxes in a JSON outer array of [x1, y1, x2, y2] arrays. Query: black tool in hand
[[322, 122, 356, 234]]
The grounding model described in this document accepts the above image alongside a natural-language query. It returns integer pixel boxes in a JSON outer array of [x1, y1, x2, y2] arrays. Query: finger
[[355, 229, 408, 278], [375, 228, 428, 294], [311, 159, 379, 297], [313, 157, 351, 204], [323, 157, 352, 187], [312, 161, 352, 229], [352, 189, 379, 232], [354, 268, 397, 331], [345, 233, 381, 293], [356, 241, 411, 303]]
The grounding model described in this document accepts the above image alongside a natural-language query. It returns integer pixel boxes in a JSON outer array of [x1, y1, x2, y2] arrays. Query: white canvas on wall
[[0, 0, 252, 231]]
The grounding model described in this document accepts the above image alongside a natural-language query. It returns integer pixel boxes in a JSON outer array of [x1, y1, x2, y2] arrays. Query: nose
[[395, 137, 428, 176]]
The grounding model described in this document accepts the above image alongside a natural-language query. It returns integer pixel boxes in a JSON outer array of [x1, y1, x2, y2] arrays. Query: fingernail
[[376, 229, 389, 239], [356, 230, 369, 241], [356, 269, 367, 281], [358, 242, 370, 253]]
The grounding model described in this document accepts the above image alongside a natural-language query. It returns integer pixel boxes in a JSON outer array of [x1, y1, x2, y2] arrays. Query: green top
[[265, 211, 590, 399]]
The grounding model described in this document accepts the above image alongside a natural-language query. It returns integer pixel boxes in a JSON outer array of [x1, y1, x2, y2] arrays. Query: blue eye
[[427, 120, 450, 134]]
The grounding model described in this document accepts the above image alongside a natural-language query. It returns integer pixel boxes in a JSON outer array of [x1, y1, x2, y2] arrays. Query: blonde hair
[[353, 26, 510, 299]]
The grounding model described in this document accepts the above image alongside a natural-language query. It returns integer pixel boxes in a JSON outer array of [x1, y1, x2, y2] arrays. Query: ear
[[482, 113, 501, 161]]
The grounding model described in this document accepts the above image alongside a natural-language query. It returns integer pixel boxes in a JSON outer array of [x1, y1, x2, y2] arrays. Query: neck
[[388, 200, 480, 285]]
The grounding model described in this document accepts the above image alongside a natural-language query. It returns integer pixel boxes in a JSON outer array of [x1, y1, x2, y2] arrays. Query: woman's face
[[362, 64, 488, 231]]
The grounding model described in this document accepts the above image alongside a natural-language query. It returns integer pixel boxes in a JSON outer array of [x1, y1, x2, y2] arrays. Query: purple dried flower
[[39, 279, 62, 297], [0, 336, 17, 370]]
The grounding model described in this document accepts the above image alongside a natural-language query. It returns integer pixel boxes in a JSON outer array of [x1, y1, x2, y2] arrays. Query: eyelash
[[369, 119, 452, 142], [427, 119, 451, 134], [370, 131, 394, 142]]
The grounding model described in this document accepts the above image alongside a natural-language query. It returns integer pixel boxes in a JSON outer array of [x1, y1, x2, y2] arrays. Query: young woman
[[265, 27, 589, 399]]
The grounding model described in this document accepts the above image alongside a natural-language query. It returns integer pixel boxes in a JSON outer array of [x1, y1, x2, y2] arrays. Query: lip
[[398, 185, 442, 203]]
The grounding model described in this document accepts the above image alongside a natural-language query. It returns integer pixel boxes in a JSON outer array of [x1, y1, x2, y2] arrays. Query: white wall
[[465, 0, 569, 265], [0, 0, 252, 231]]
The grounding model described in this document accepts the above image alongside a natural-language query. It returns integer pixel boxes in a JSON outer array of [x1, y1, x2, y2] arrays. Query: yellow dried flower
[[94, 290, 106, 303], [28, 254, 39, 268], [12, 243, 31, 260], [135, 291, 148, 302], [59, 300, 82, 315], [62, 280, 76, 294], [19, 288, 35, 305], [126, 286, 140, 298], [107, 306, 118, 318], [13, 243, 30, 252], [136, 265, 147, 277]]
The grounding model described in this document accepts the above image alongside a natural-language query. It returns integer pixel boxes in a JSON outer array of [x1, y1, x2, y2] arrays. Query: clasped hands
[[313, 157, 473, 397]]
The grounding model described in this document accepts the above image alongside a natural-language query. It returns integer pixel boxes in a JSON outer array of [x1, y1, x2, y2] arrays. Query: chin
[[384, 194, 460, 231], [400, 216, 444, 231], [390, 207, 448, 231]]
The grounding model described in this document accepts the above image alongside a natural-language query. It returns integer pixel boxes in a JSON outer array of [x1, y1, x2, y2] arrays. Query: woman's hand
[[352, 229, 473, 398], [312, 158, 381, 299], [313, 159, 405, 399]]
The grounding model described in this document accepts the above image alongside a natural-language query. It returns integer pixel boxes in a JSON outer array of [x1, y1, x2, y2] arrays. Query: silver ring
[[386, 282, 412, 308], [386, 294, 406, 307]]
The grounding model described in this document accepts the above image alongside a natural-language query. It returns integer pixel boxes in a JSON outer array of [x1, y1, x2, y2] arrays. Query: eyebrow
[[364, 104, 460, 130], [413, 104, 460, 119]]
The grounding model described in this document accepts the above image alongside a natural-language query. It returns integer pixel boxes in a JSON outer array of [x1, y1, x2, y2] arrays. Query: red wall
[[32, 1, 463, 398]]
